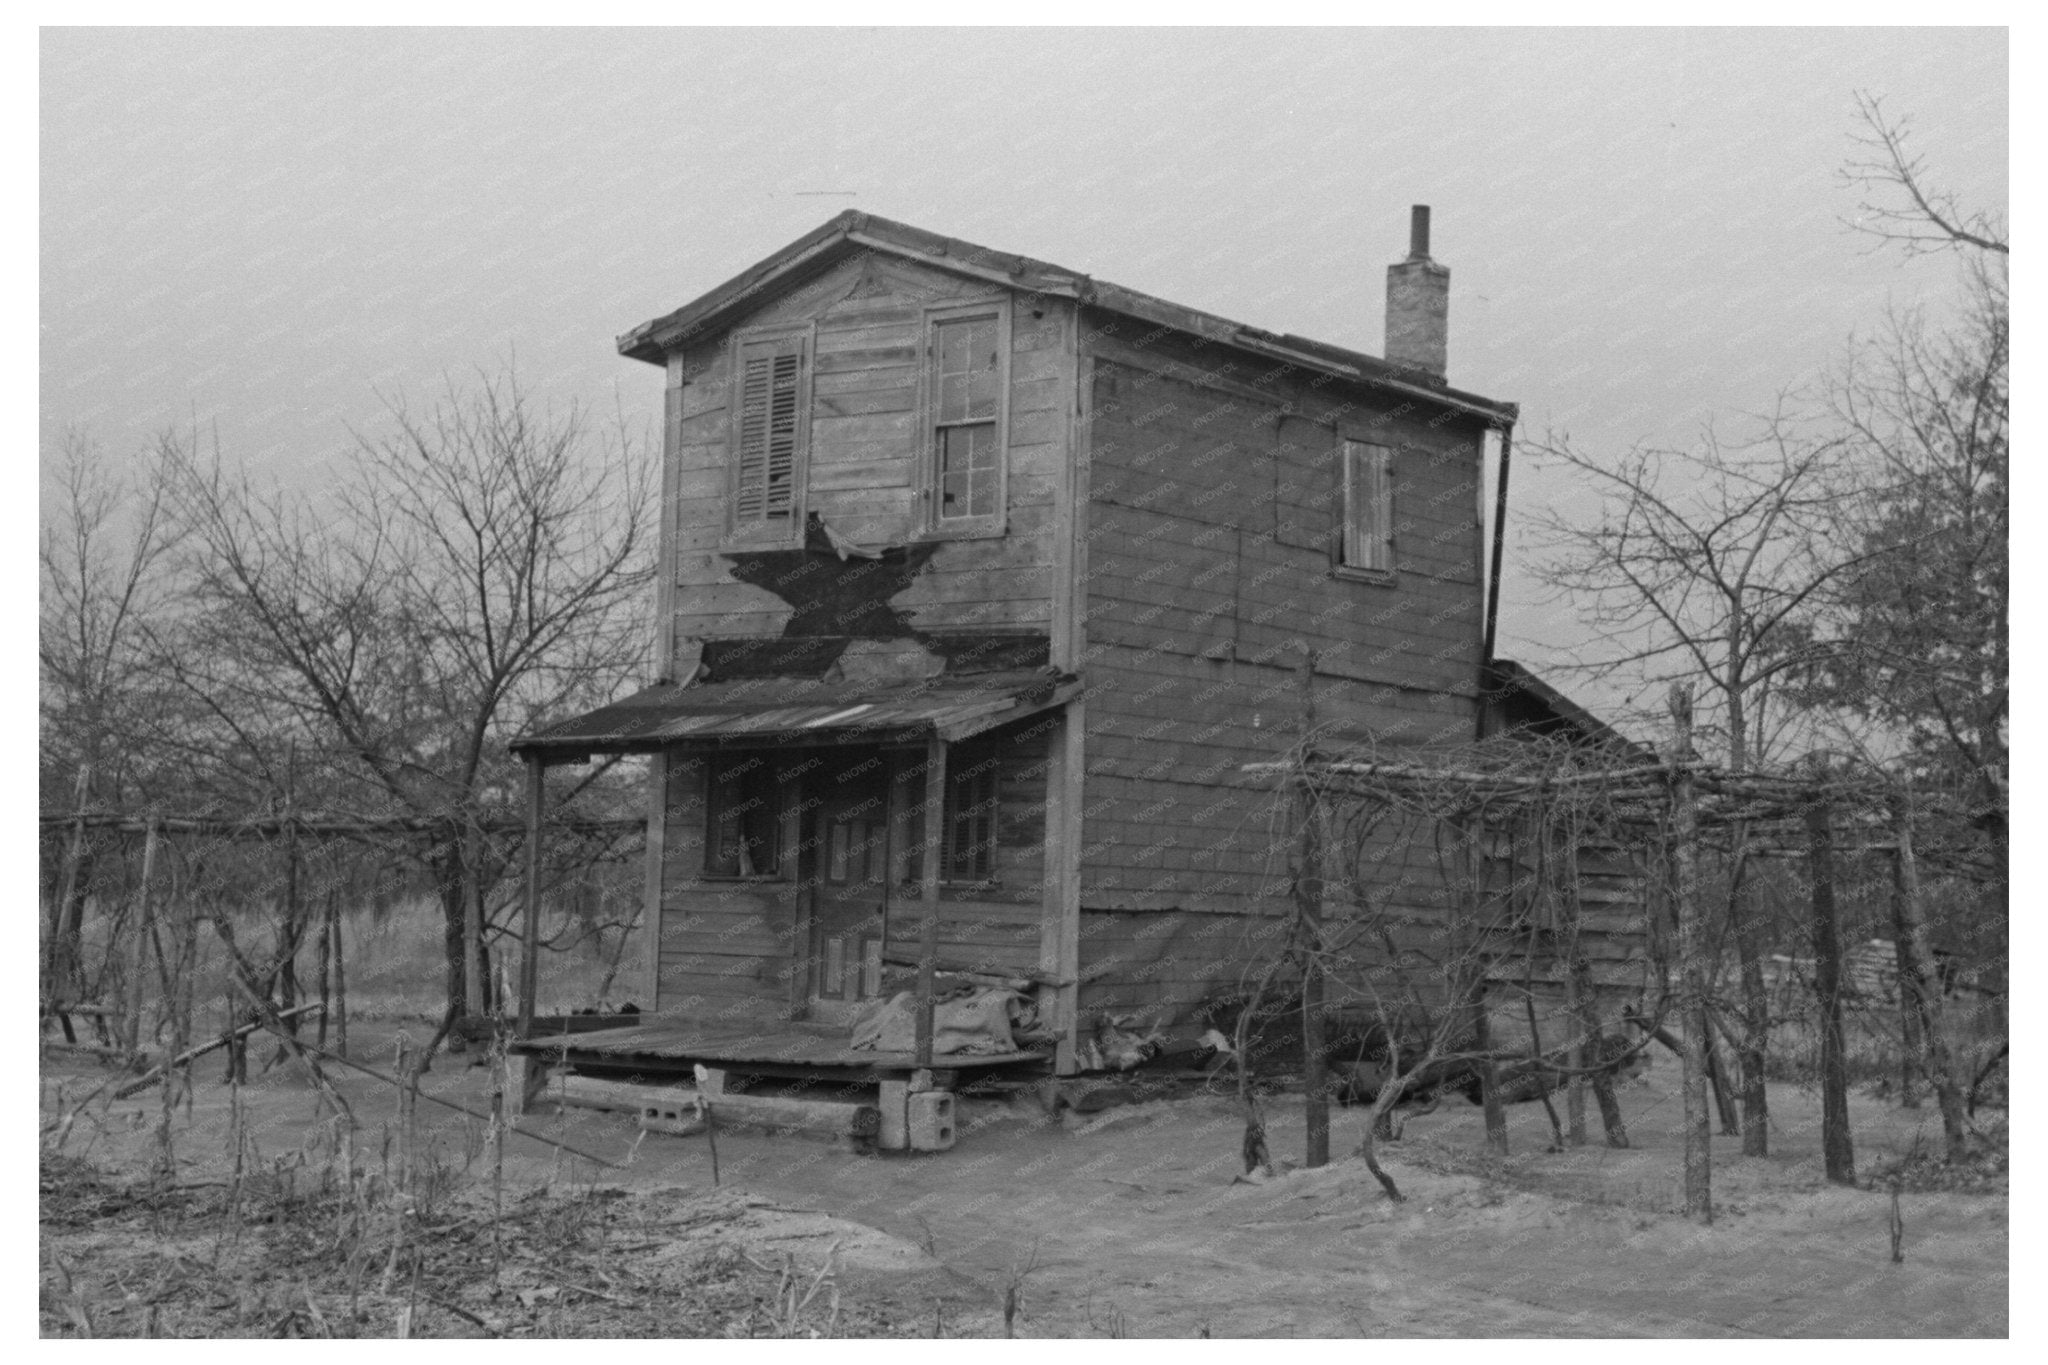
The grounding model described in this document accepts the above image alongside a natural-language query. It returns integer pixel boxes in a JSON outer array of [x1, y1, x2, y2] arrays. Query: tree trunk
[[1454, 816, 1506, 1156], [436, 844, 468, 1031], [279, 803, 301, 1032], [48, 765, 94, 1002], [1704, 1012, 1741, 1137], [1890, 786, 1966, 1161], [1806, 794, 1856, 1185], [1891, 941, 1924, 1108], [1564, 956, 1587, 1147], [317, 888, 333, 1050], [331, 897, 349, 1057], [1727, 833, 1771, 1154], [1570, 954, 1628, 1148], [1669, 685, 1711, 1221], [464, 821, 487, 1019]]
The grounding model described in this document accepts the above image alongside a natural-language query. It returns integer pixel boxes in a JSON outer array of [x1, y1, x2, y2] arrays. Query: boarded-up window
[[705, 754, 782, 877], [732, 332, 808, 529], [942, 759, 999, 883], [928, 310, 1005, 528], [1341, 439, 1395, 575]]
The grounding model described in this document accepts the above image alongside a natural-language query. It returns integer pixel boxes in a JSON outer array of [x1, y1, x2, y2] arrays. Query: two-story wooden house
[[512, 208, 1521, 1077]]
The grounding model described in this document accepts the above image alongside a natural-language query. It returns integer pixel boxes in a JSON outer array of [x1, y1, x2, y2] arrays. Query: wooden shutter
[[733, 333, 806, 525], [1343, 440, 1394, 573]]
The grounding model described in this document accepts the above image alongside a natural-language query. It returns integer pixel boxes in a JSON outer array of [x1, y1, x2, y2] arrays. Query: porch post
[[518, 752, 544, 1037], [1040, 700, 1084, 1074], [916, 731, 946, 1069]]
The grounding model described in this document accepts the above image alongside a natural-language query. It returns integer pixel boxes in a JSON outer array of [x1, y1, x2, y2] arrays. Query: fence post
[[48, 764, 93, 1004], [1805, 772, 1856, 1185], [1668, 684, 1711, 1221], [518, 755, 544, 1036], [1295, 649, 1330, 1168], [1889, 781, 1966, 1161], [124, 820, 160, 1054]]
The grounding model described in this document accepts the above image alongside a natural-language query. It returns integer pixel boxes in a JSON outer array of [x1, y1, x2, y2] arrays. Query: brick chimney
[[1384, 205, 1449, 378]]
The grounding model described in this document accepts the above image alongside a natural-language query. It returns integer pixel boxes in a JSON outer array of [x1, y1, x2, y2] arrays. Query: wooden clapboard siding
[[652, 753, 800, 1018], [650, 720, 1059, 1019], [1075, 909, 1294, 1021], [656, 257, 1068, 676]]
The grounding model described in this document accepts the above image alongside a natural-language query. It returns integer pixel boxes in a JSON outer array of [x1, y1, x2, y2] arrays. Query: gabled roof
[[618, 211, 1518, 425]]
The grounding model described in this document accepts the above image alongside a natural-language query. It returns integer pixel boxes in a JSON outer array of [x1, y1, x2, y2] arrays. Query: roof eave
[[618, 212, 1519, 423]]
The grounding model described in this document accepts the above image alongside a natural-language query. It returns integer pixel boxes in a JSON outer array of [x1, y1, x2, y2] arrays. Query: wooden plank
[[916, 733, 946, 1069], [519, 756, 543, 1035], [1045, 700, 1084, 1072], [817, 302, 921, 330], [550, 1074, 697, 1115], [893, 899, 1046, 926], [814, 388, 917, 420], [880, 949, 1062, 986], [815, 345, 919, 375], [808, 459, 913, 492], [644, 752, 668, 1012]]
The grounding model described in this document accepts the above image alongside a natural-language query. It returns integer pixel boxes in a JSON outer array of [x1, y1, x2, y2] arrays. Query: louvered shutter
[[733, 334, 806, 525]]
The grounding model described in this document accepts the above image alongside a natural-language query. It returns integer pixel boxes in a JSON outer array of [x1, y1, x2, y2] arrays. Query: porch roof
[[511, 667, 1079, 761]]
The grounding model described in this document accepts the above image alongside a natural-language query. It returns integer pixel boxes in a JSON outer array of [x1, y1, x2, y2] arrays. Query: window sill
[[1331, 565, 1398, 588], [718, 529, 805, 555], [698, 873, 787, 884], [913, 519, 1008, 544]]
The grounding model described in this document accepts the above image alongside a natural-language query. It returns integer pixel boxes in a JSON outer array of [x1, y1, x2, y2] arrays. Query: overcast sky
[[39, 26, 2007, 709]]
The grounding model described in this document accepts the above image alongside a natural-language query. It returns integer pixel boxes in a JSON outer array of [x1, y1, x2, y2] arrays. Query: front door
[[802, 750, 895, 1023]]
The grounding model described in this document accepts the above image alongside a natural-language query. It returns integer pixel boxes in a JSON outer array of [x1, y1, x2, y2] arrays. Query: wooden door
[[801, 749, 895, 1023]]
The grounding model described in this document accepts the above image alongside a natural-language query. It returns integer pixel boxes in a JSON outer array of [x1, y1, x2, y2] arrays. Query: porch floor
[[511, 1016, 1048, 1077]]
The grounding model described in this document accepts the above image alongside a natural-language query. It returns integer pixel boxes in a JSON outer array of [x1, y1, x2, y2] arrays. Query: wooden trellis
[[1246, 683, 1990, 1217]]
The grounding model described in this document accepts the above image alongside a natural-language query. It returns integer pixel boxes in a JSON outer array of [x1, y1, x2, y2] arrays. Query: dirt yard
[[40, 1026, 2007, 1338]]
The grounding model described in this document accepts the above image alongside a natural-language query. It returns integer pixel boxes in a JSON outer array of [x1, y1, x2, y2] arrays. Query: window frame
[[1336, 436, 1397, 584], [940, 753, 1001, 886], [701, 751, 789, 881], [723, 323, 815, 549], [918, 299, 1011, 540]]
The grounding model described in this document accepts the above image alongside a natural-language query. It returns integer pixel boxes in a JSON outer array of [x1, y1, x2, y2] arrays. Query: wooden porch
[[508, 1015, 1051, 1153], [508, 1015, 1048, 1079]]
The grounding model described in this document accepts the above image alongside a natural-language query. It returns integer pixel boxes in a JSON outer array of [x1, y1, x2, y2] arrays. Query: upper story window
[[727, 327, 811, 542], [922, 302, 1009, 536], [1339, 438, 1395, 581]]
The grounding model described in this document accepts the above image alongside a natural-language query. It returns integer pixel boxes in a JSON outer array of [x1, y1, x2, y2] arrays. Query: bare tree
[[1842, 91, 2008, 257], [1814, 264, 2006, 842], [1810, 96, 2007, 1143], [165, 369, 654, 1025], [1527, 417, 1887, 1156], [39, 429, 189, 999]]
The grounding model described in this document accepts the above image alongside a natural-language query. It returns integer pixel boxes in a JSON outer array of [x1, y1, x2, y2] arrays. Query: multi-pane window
[[942, 759, 999, 883], [928, 311, 1004, 527], [1341, 439, 1395, 576], [731, 331, 808, 533], [704, 754, 782, 878]]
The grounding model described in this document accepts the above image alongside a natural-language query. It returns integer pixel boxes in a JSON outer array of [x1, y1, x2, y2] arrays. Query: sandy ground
[[41, 1027, 2007, 1338]]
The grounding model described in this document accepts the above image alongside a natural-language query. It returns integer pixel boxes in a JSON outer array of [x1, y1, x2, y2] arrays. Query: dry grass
[[37, 1141, 920, 1339]]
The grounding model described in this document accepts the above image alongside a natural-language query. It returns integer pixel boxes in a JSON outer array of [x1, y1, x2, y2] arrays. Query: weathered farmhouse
[[515, 207, 1573, 1090]]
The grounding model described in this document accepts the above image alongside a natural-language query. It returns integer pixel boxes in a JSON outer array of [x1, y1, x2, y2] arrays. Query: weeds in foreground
[[37, 1039, 915, 1340]]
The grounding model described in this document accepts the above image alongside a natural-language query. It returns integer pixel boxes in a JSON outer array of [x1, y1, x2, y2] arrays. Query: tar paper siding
[[1070, 318, 1493, 1022]]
